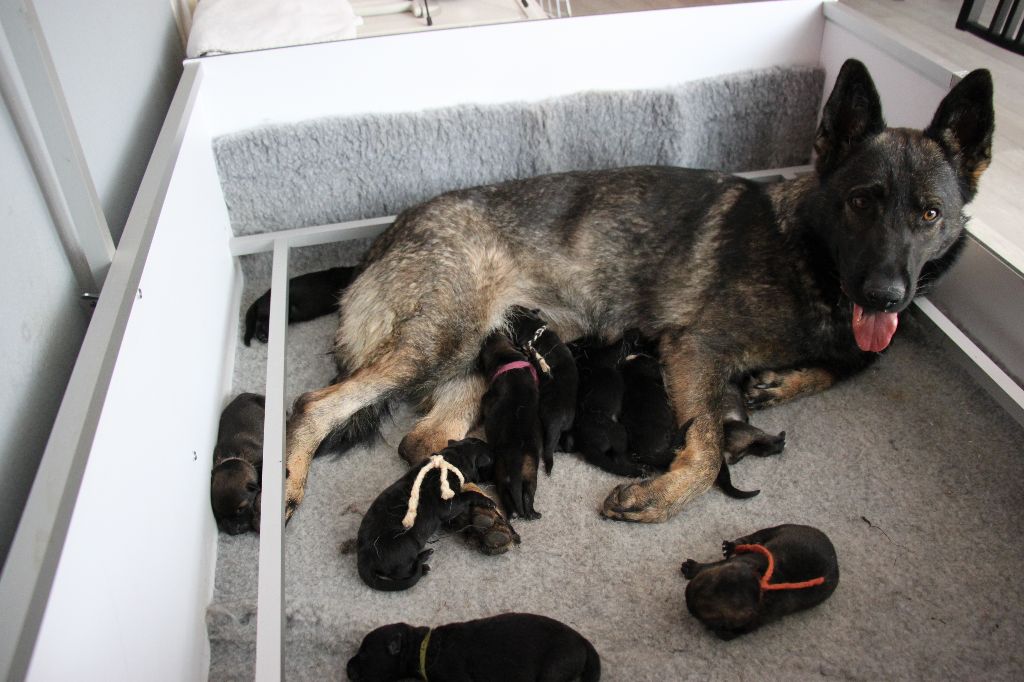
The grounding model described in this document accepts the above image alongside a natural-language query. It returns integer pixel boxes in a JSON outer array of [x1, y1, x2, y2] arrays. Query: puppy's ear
[[815, 59, 885, 176], [924, 69, 994, 202], [476, 451, 492, 470], [386, 628, 405, 656]]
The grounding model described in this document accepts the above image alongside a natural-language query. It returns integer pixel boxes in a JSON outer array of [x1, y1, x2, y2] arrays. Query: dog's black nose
[[862, 281, 905, 311]]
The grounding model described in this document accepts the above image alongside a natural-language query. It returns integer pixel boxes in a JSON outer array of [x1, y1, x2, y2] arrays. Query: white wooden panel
[[26, 95, 234, 682], [195, 0, 825, 137], [0, 63, 202, 682], [255, 241, 289, 681]]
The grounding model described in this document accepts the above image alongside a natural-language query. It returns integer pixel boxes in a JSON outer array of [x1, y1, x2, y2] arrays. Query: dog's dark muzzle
[[861, 282, 906, 312], [851, 270, 912, 314]]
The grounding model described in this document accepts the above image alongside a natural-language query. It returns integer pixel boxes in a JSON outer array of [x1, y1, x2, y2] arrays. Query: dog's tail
[[314, 398, 392, 458], [580, 637, 602, 682], [715, 459, 760, 499]]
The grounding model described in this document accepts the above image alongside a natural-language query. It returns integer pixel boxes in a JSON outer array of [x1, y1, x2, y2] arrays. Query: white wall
[[32, 0, 183, 244], [0, 92, 91, 572], [0, 0, 182, 568]]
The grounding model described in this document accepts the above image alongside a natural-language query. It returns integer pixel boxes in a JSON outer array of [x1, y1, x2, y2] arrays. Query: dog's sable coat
[[681, 524, 839, 639], [346, 612, 601, 681], [210, 393, 265, 535], [356, 437, 491, 591], [282, 60, 994, 523]]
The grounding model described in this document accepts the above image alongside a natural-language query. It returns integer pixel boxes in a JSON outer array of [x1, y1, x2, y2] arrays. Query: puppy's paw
[[680, 559, 700, 579], [722, 540, 736, 557], [724, 451, 747, 466], [467, 505, 521, 555]]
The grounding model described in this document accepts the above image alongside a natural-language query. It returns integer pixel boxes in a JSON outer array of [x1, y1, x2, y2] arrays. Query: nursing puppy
[[621, 351, 784, 469], [211, 392, 265, 535], [507, 305, 578, 473], [724, 383, 786, 464], [568, 337, 630, 476], [480, 330, 543, 520], [347, 613, 601, 682], [617, 337, 674, 466], [243, 266, 355, 345], [281, 61, 993, 525], [681, 524, 839, 639], [357, 437, 492, 591], [574, 338, 762, 497]]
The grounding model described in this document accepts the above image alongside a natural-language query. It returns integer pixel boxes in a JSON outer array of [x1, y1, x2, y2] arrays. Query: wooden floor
[[570, 0, 1024, 270]]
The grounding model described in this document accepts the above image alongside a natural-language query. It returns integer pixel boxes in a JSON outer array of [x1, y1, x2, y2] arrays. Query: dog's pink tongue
[[852, 304, 898, 353]]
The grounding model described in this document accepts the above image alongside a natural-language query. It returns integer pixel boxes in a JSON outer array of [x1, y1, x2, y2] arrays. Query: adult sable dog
[[284, 59, 993, 524]]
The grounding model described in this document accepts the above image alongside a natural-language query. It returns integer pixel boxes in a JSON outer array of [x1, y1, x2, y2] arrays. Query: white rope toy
[[524, 324, 552, 376], [401, 454, 466, 529]]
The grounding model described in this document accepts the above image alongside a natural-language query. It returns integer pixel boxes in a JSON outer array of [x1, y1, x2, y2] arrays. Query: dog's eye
[[848, 195, 869, 210], [246, 482, 259, 492], [922, 208, 941, 222]]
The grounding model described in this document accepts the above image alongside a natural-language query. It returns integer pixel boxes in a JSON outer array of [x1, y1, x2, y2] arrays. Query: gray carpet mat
[[208, 242, 1024, 681]]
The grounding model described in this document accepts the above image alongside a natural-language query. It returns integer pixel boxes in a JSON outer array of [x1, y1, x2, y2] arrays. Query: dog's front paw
[[742, 370, 785, 409], [681, 559, 700, 579], [722, 540, 736, 557], [600, 480, 673, 523]]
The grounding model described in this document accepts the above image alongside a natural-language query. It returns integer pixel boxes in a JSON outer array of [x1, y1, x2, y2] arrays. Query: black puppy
[[507, 306, 578, 474], [571, 338, 757, 497], [357, 438, 492, 591], [617, 337, 675, 468], [723, 383, 786, 464], [243, 266, 355, 345], [681, 524, 839, 639], [480, 331, 543, 520], [210, 393, 265, 535], [347, 612, 601, 682], [568, 337, 631, 475]]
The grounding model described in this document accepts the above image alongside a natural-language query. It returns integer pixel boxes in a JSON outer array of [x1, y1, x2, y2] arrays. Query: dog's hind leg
[[398, 372, 487, 465], [601, 333, 723, 523], [285, 357, 416, 519]]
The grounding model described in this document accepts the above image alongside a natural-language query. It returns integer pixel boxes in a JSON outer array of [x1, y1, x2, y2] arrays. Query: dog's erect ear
[[924, 69, 994, 202], [814, 59, 886, 176]]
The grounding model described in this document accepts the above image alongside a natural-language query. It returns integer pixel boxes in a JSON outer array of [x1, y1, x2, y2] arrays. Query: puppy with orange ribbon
[[681, 524, 839, 639]]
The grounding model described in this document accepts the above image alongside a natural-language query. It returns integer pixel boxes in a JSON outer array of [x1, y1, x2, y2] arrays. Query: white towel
[[187, 0, 362, 58]]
